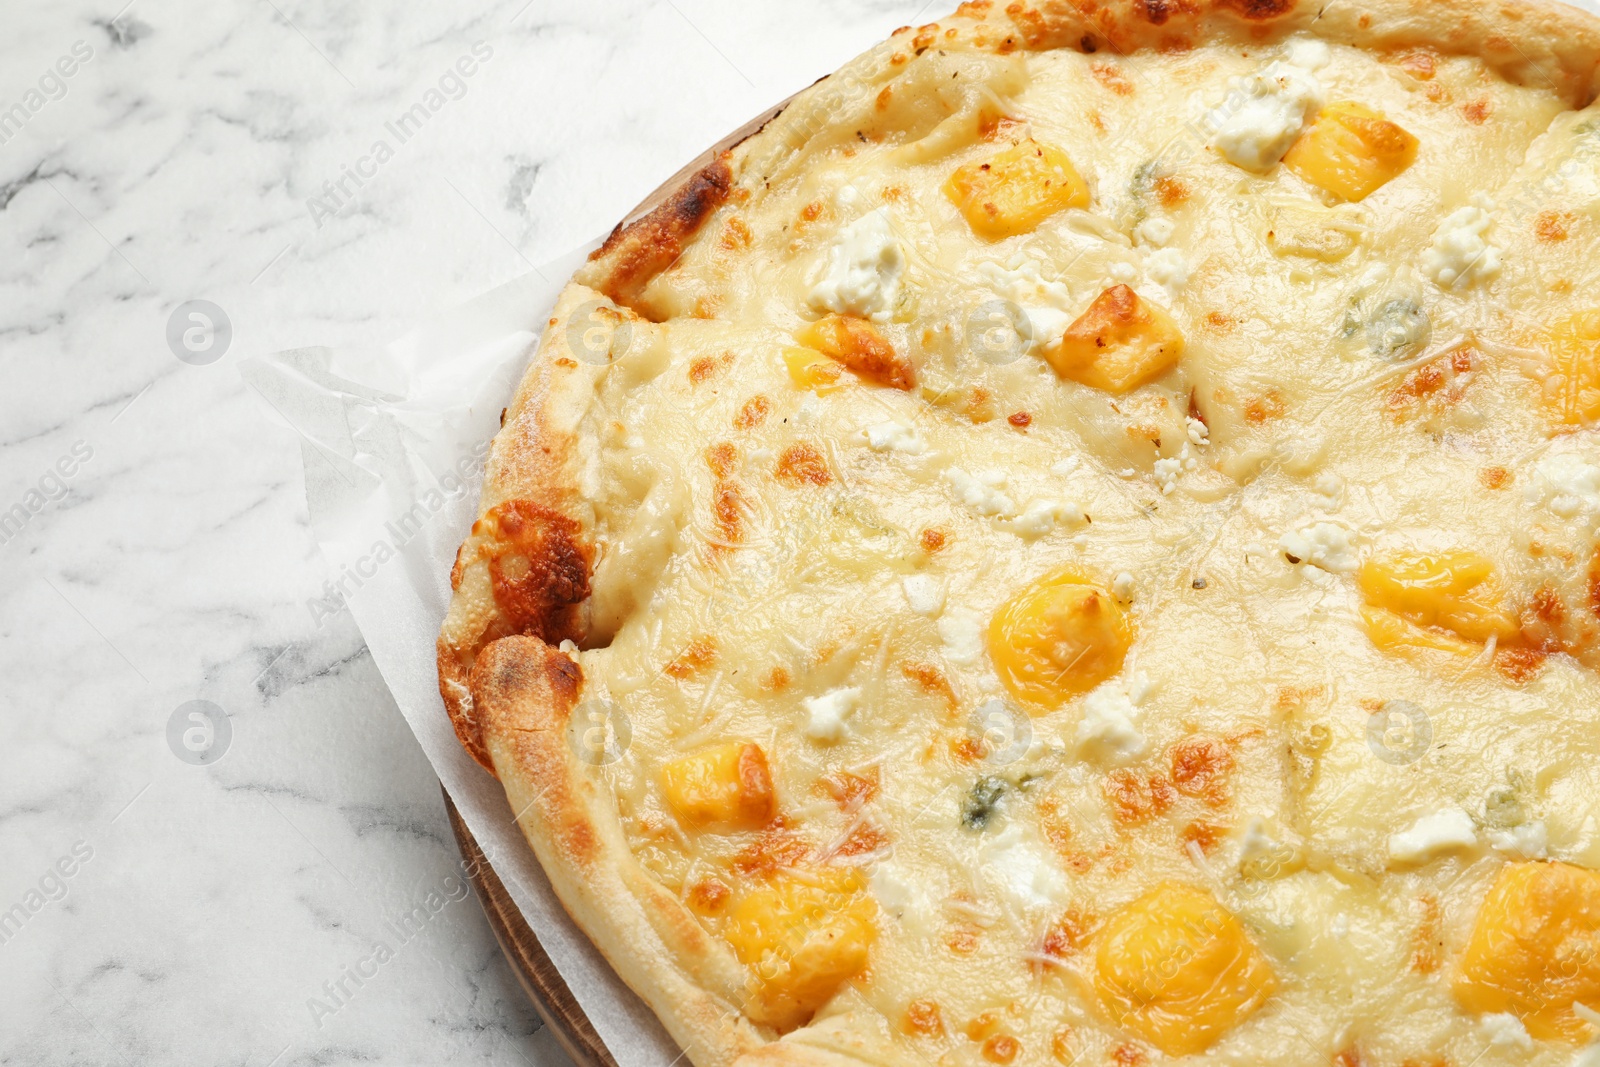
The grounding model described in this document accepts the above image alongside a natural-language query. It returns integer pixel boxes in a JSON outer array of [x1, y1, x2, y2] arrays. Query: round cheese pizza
[[438, 3, 1600, 1064]]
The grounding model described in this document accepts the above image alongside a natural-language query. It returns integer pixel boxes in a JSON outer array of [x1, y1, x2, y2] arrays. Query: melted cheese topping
[[526, 25, 1600, 1067]]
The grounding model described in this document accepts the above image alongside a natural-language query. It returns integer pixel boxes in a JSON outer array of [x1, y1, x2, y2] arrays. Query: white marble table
[[0, 2, 932, 1063]]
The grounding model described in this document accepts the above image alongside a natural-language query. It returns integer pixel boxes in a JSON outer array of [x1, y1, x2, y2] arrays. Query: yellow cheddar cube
[[725, 869, 878, 1031], [1094, 883, 1276, 1056], [661, 743, 776, 829], [1545, 309, 1600, 426], [795, 315, 915, 391], [1359, 605, 1479, 656], [1456, 861, 1600, 1043], [988, 569, 1131, 709], [783, 346, 844, 395], [1357, 551, 1520, 651], [1283, 102, 1418, 202], [1044, 285, 1184, 394], [945, 139, 1090, 240]]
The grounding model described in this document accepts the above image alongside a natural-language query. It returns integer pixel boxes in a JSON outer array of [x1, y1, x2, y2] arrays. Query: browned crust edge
[[583, 155, 736, 317], [472, 635, 768, 1067], [437, 283, 610, 774], [979, 0, 1600, 108]]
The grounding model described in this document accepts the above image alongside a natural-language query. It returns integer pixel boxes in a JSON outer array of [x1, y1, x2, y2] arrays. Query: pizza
[[437, 3, 1600, 1065]]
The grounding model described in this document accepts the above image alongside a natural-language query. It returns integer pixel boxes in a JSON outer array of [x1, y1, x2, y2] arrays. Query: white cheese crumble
[[1003, 499, 1084, 540], [1488, 820, 1549, 859], [1481, 1013, 1534, 1052], [1210, 60, 1325, 172], [863, 421, 926, 454], [1527, 450, 1600, 521], [868, 860, 917, 918], [1075, 680, 1147, 764], [1421, 200, 1503, 290], [1135, 217, 1175, 247], [938, 609, 986, 667], [980, 824, 1066, 911], [1106, 261, 1140, 286], [1186, 417, 1210, 447], [1388, 807, 1478, 863], [1153, 444, 1201, 495], [901, 574, 946, 617], [1312, 471, 1345, 510], [1144, 247, 1189, 294], [808, 208, 905, 321], [1286, 37, 1332, 70], [802, 686, 861, 744], [946, 467, 1017, 518], [1280, 522, 1359, 573], [977, 258, 1074, 352], [1154, 457, 1183, 495]]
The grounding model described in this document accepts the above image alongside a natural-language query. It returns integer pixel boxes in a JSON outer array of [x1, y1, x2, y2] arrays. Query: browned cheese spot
[[903, 999, 943, 1035], [775, 442, 832, 486], [689, 351, 734, 384], [1091, 62, 1135, 95], [1537, 210, 1576, 243], [477, 500, 591, 643], [735, 395, 771, 430], [664, 637, 717, 678], [1244, 390, 1287, 424]]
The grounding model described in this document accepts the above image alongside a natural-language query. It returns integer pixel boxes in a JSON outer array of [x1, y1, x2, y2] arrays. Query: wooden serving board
[[446, 93, 797, 1067]]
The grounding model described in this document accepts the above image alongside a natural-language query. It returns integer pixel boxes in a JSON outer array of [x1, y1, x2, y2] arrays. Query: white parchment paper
[[240, 243, 680, 1067]]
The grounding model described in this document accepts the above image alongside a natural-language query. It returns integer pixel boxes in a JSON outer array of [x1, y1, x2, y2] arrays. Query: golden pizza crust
[[440, 2, 1600, 1063]]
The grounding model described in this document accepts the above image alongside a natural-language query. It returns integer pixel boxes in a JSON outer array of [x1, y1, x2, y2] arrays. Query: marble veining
[[0, 1, 934, 1063]]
